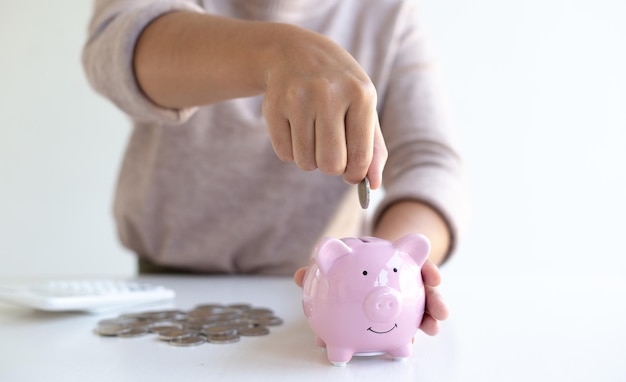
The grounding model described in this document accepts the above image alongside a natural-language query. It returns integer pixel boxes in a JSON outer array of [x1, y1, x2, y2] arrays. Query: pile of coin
[[94, 303, 283, 347]]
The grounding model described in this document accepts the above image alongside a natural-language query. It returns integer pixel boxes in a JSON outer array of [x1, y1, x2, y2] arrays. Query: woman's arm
[[133, 10, 387, 187], [372, 200, 451, 266]]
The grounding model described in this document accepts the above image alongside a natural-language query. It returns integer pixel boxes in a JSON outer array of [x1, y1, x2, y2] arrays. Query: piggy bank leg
[[388, 343, 413, 361], [326, 346, 353, 367]]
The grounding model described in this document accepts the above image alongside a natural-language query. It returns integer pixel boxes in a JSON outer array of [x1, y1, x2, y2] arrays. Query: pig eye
[[362, 271, 368, 276], [393, 268, 398, 273]]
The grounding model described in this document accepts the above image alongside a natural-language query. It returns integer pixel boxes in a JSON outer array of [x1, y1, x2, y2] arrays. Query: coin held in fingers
[[358, 177, 370, 209]]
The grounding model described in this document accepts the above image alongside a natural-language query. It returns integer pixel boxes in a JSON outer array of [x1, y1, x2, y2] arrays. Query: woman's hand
[[262, 25, 387, 189], [418, 259, 449, 335]]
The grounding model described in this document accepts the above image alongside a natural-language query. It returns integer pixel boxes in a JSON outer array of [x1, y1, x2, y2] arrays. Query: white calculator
[[0, 279, 175, 313]]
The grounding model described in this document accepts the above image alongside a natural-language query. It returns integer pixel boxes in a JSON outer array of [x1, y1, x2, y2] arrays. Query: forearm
[[133, 10, 386, 186], [134, 11, 280, 108], [372, 201, 451, 266]]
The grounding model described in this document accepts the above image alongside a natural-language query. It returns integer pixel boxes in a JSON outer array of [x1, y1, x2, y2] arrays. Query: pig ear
[[393, 234, 431, 267], [314, 237, 352, 274]]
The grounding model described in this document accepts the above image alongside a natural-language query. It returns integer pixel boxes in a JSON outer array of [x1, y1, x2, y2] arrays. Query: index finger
[[421, 259, 442, 287], [343, 93, 376, 185]]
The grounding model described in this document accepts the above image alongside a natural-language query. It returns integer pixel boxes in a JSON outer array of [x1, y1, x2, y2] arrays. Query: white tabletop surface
[[0, 272, 625, 382]]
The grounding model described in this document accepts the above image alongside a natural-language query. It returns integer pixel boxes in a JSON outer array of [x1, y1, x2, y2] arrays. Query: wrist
[[372, 200, 451, 266]]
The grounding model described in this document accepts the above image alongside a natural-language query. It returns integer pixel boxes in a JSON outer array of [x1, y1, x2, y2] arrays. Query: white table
[[0, 273, 624, 382]]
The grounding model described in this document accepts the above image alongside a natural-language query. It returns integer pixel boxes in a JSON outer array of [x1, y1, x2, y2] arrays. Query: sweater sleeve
[[82, 0, 205, 124], [374, 1, 469, 257]]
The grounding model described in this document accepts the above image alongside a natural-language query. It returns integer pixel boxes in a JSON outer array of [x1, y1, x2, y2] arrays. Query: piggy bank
[[301, 234, 430, 366]]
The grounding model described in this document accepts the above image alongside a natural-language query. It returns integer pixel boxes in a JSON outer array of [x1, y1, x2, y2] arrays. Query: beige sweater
[[82, 0, 467, 275]]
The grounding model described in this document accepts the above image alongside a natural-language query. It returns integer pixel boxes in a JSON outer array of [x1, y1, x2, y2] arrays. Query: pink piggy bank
[[301, 234, 430, 366]]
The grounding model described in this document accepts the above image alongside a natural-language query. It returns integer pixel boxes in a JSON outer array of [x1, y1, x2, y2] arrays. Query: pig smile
[[367, 323, 398, 334]]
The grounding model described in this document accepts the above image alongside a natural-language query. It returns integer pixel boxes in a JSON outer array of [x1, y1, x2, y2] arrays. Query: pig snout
[[363, 287, 401, 322]]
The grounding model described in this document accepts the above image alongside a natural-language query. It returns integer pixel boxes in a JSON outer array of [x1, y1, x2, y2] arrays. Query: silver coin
[[185, 316, 221, 326], [207, 333, 240, 344], [231, 319, 260, 330], [158, 328, 193, 341], [254, 316, 284, 326], [118, 327, 149, 338], [213, 312, 242, 321], [226, 303, 252, 312], [187, 309, 216, 319], [238, 326, 270, 337], [95, 324, 131, 337], [134, 310, 171, 320], [182, 323, 206, 332], [158, 309, 187, 317], [169, 336, 206, 347], [247, 308, 274, 317], [150, 324, 182, 334], [203, 320, 237, 327], [202, 325, 238, 336], [358, 177, 370, 209]]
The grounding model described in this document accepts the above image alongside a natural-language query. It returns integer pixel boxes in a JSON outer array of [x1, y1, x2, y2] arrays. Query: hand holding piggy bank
[[301, 234, 430, 366]]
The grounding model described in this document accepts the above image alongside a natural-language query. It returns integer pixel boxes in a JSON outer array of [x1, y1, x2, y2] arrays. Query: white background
[[1, 1, 135, 278], [1, 0, 625, 280]]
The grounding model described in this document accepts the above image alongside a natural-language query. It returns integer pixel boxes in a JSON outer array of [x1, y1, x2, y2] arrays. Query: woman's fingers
[[419, 259, 449, 335], [315, 105, 348, 176], [293, 267, 307, 287]]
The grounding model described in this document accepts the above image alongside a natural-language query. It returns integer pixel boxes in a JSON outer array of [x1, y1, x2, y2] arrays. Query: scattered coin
[[169, 336, 206, 347], [239, 326, 270, 337], [150, 324, 183, 334], [358, 177, 370, 209], [92, 302, 283, 347], [227, 303, 252, 312], [232, 319, 260, 330], [247, 308, 274, 317], [193, 303, 225, 311], [202, 325, 238, 337], [187, 309, 216, 319], [118, 327, 149, 338], [207, 333, 240, 344], [254, 316, 284, 326], [96, 324, 131, 337], [213, 312, 240, 321], [158, 328, 194, 341]]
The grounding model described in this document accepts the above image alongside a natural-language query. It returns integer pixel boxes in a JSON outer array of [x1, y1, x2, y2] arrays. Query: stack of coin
[[94, 303, 283, 347]]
